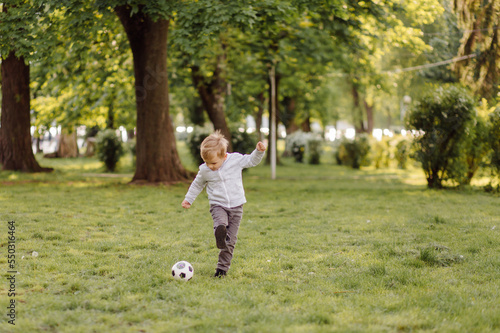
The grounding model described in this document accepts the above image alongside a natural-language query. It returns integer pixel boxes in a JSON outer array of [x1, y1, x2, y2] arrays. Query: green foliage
[[452, 0, 500, 100], [96, 0, 178, 21], [341, 135, 415, 170], [489, 107, 500, 178], [336, 135, 371, 169], [95, 129, 125, 172], [451, 114, 491, 185], [30, 7, 136, 132], [187, 127, 211, 167], [230, 127, 258, 155], [172, 0, 258, 56], [0, 2, 60, 60], [407, 85, 475, 188], [371, 137, 393, 169], [187, 126, 258, 167], [307, 138, 322, 165], [483, 183, 500, 193], [369, 135, 415, 170], [395, 137, 412, 169], [407, 1, 461, 85]]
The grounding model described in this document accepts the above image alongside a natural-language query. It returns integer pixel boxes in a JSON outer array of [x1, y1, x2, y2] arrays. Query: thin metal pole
[[269, 65, 276, 180]]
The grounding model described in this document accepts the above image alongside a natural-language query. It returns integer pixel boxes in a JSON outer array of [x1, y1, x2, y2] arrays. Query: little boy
[[182, 130, 266, 277]]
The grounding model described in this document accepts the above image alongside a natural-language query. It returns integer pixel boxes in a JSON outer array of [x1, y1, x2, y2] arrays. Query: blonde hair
[[200, 130, 229, 161]]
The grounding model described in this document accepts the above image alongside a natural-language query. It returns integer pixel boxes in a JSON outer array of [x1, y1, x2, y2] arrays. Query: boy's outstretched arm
[[239, 142, 266, 169]]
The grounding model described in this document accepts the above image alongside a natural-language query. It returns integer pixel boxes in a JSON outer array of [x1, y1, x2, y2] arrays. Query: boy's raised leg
[[215, 225, 227, 249]]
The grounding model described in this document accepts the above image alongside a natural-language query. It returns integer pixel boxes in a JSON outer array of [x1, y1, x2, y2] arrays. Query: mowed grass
[[0, 144, 499, 332]]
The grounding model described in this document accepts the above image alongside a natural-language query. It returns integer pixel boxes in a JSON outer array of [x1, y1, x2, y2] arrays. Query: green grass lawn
[[0, 145, 499, 332]]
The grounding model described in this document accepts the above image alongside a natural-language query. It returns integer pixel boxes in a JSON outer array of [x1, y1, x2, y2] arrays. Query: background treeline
[[0, 0, 498, 186]]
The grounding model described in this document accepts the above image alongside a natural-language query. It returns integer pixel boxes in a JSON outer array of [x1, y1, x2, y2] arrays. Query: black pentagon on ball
[[172, 270, 175, 276], [180, 273, 186, 278], [189, 266, 193, 272]]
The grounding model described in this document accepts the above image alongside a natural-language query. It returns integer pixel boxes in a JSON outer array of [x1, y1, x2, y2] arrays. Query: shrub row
[[93, 84, 499, 192], [285, 130, 322, 165], [334, 135, 412, 170]]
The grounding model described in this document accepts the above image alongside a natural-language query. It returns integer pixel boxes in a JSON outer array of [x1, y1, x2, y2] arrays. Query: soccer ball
[[171, 261, 194, 281]]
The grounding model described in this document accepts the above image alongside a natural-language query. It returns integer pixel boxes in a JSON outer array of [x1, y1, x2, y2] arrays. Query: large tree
[[109, 0, 260, 182], [3, 0, 191, 182], [453, 0, 500, 101], [111, 4, 190, 183], [0, 3, 52, 172]]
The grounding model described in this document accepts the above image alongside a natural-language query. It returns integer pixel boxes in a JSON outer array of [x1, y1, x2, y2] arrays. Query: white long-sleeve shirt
[[184, 149, 265, 208]]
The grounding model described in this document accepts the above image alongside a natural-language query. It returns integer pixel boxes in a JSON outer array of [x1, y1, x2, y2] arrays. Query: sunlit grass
[[0, 142, 498, 332]]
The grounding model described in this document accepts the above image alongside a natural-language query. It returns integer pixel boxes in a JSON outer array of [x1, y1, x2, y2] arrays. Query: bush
[[285, 131, 308, 162], [336, 134, 371, 169], [187, 127, 212, 166], [371, 137, 392, 169], [292, 143, 305, 163], [445, 99, 497, 186], [307, 139, 322, 165], [96, 129, 125, 172], [485, 106, 500, 192], [452, 115, 491, 185], [230, 127, 258, 156], [489, 107, 500, 178], [187, 126, 258, 166], [406, 85, 475, 188], [285, 130, 322, 164], [395, 137, 411, 169]]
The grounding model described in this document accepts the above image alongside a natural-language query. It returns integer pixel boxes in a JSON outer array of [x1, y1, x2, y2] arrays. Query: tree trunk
[[283, 96, 299, 135], [191, 63, 233, 151], [427, 172, 442, 189], [35, 136, 42, 154], [115, 5, 190, 183], [126, 129, 135, 140], [0, 51, 51, 172], [107, 99, 115, 129], [351, 84, 366, 134], [363, 99, 374, 134], [301, 117, 311, 132], [57, 130, 79, 158], [85, 137, 97, 157]]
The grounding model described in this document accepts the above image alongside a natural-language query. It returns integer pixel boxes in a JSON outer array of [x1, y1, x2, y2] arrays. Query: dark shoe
[[214, 268, 227, 278], [215, 225, 227, 249]]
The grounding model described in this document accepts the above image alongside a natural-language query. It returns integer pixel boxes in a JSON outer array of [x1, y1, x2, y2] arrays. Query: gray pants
[[210, 204, 243, 272]]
